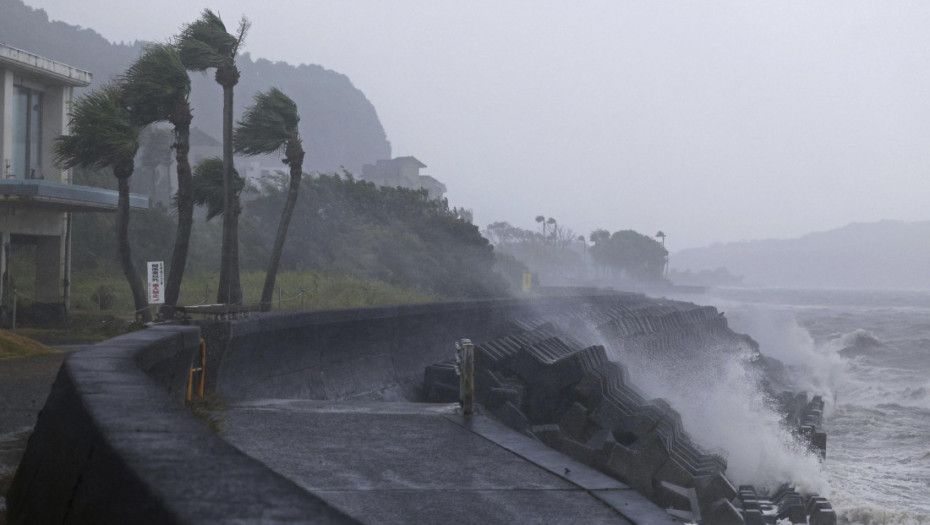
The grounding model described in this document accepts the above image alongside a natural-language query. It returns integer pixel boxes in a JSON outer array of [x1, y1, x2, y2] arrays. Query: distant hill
[[672, 220, 930, 290], [0, 0, 391, 173]]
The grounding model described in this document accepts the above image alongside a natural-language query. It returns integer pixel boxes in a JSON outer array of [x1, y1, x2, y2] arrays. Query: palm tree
[[589, 229, 611, 278], [233, 88, 304, 312], [122, 42, 193, 318], [55, 84, 152, 323], [191, 157, 245, 221], [178, 9, 250, 304]]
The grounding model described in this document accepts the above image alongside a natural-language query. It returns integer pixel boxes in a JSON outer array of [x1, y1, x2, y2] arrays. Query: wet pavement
[[221, 400, 676, 525]]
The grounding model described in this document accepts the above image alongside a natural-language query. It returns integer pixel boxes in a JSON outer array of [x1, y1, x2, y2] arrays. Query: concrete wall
[[8, 292, 741, 524], [201, 294, 653, 402], [6, 325, 357, 525]]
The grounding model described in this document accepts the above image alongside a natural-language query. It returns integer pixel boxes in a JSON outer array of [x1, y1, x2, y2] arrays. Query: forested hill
[[0, 0, 391, 173], [673, 220, 930, 290]]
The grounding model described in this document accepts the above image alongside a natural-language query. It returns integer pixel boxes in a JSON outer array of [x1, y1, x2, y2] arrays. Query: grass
[[0, 331, 60, 360], [186, 392, 229, 434], [67, 269, 437, 317], [13, 312, 137, 345]]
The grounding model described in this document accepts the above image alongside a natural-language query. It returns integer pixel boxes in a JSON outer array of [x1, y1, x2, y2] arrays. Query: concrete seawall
[[204, 293, 660, 402], [6, 326, 356, 525], [7, 292, 822, 524]]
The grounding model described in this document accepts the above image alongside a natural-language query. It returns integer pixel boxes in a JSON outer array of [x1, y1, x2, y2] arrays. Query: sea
[[656, 288, 930, 524]]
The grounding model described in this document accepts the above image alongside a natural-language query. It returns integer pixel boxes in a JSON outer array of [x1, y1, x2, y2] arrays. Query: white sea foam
[[606, 327, 830, 492], [675, 289, 930, 520], [727, 306, 847, 412]]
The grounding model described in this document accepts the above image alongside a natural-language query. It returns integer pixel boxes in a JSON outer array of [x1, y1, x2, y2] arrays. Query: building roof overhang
[[0, 43, 92, 87], [0, 179, 148, 212]]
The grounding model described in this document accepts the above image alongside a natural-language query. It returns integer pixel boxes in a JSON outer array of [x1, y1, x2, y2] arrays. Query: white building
[[360, 156, 447, 200], [0, 43, 147, 324]]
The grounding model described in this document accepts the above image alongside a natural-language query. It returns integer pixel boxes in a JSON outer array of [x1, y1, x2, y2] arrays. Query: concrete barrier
[[200, 293, 651, 402], [6, 325, 357, 525], [7, 291, 833, 524]]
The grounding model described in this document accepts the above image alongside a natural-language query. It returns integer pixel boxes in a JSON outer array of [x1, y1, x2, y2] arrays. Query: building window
[[11, 85, 43, 179]]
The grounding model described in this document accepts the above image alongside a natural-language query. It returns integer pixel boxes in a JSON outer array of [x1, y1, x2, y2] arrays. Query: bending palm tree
[[234, 88, 304, 311], [55, 84, 152, 323], [191, 157, 245, 222], [178, 9, 250, 304], [122, 42, 193, 318]]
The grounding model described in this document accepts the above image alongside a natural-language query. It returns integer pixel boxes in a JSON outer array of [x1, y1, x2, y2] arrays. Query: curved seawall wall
[[7, 292, 760, 524], [6, 326, 357, 525], [201, 293, 677, 401]]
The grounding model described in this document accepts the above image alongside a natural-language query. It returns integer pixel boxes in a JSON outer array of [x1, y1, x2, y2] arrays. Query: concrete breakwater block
[[424, 300, 835, 524], [777, 391, 827, 459], [427, 322, 730, 520]]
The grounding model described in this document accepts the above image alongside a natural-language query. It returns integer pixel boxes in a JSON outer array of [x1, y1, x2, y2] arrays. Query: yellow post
[[186, 367, 193, 402], [197, 339, 206, 398], [522, 272, 532, 293]]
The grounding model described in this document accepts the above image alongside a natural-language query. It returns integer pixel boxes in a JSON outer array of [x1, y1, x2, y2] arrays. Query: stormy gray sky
[[26, 1, 930, 249]]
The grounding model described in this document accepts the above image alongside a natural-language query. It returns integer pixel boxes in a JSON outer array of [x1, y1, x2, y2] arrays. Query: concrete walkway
[[221, 400, 678, 525]]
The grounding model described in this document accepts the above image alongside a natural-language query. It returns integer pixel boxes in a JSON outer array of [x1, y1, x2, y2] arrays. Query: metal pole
[[455, 339, 475, 416]]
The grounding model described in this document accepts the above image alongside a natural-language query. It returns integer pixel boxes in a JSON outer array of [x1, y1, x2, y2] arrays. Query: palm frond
[[232, 15, 251, 56], [177, 9, 238, 70], [55, 83, 140, 170], [192, 157, 245, 220], [121, 43, 190, 125], [234, 87, 300, 156]]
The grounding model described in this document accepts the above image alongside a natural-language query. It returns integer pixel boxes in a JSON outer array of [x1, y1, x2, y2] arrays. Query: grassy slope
[[0, 331, 59, 360], [68, 270, 437, 317]]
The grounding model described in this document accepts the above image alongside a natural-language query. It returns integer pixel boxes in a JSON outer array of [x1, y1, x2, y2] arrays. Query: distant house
[[360, 156, 447, 200], [132, 125, 222, 207], [0, 43, 147, 323], [239, 155, 287, 186]]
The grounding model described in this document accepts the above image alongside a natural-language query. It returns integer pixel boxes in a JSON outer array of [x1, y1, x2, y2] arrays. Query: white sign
[[147, 261, 165, 304]]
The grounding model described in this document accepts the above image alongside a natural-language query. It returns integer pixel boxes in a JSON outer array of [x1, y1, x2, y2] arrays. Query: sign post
[[147, 261, 165, 306]]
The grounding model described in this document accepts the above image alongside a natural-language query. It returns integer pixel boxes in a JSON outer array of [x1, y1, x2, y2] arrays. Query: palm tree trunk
[[163, 105, 193, 318], [217, 75, 242, 304], [260, 152, 303, 311], [116, 172, 152, 323]]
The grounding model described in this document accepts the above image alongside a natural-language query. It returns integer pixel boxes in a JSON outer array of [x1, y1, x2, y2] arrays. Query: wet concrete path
[[221, 400, 676, 525]]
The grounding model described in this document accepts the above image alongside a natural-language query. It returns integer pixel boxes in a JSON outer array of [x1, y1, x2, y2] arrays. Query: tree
[[122, 42, 193, 318], [191, 158, 245, 221], [590, 229, 668, 282], [178, 9, 250, 304], [233, 88, 304, 311], [55, 83, 152, 322], [589, 229, 612, 277]]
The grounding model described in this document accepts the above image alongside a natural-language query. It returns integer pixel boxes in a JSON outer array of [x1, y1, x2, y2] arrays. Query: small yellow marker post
[[522, 272, 533, 293], [186, 339, 207, 401]]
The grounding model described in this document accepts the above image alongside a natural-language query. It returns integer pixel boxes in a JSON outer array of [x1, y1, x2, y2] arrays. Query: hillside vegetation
[[35, 172, 506, 315]]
